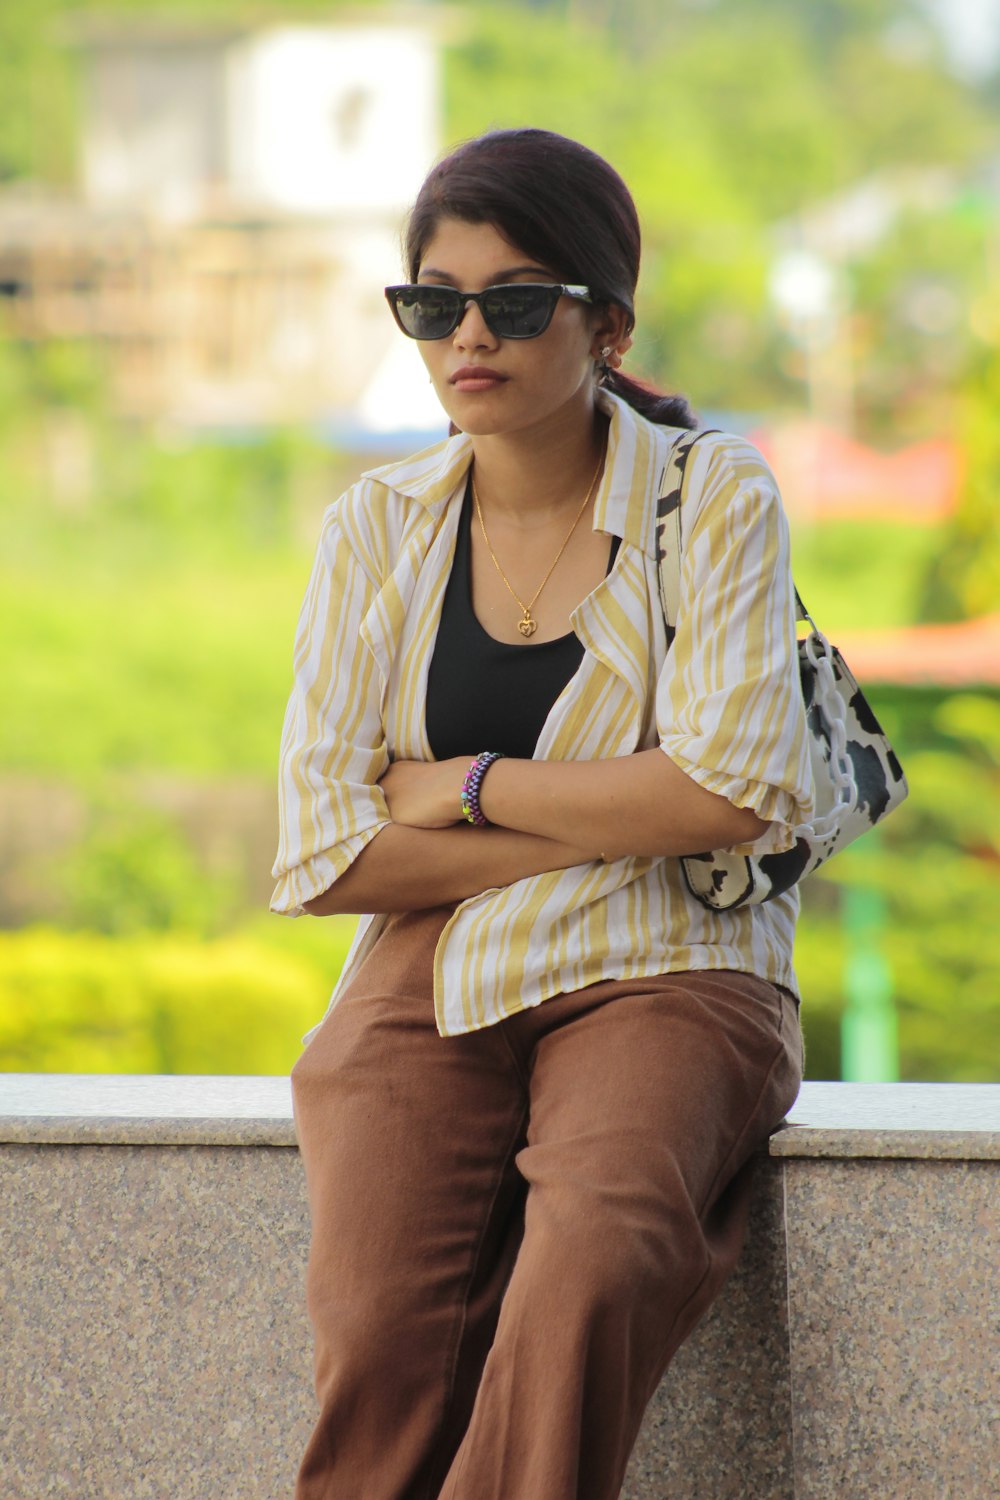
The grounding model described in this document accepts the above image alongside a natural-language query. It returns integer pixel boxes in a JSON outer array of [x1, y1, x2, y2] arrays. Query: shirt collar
[[360, 388, 681, 559]]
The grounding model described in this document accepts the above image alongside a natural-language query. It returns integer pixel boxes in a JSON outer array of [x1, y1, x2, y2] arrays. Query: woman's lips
[[450, 367, 508, 393]]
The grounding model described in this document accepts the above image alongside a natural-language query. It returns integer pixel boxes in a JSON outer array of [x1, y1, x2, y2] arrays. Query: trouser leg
[[290, 909, 528, 1500], [439, 969, 803, 1500]]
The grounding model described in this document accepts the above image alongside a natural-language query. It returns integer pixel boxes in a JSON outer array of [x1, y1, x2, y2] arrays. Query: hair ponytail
[[598, 367, 698, 430]]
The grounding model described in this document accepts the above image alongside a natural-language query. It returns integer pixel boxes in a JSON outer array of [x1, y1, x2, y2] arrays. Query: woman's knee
[[307, 1268, 440, 1385], [522, 1182, 708, 1320]]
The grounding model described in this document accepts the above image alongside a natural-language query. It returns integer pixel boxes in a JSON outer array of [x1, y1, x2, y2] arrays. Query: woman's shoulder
[[321, 471, 398, 535], [316, 430, 472, 572], [359, 429, 474, 511], [332, 430, 470, 523], [606, 390, 779, 500], [673, 425, 778, 487], [660, 426, 783, 529]]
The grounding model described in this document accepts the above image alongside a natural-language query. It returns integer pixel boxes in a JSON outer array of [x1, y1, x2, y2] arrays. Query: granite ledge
[[1, 1076, 998, 1157], [0, 1073, 297, 1146], [772, 1081, 1000, 1160], [769, 1128, 999, 1160]]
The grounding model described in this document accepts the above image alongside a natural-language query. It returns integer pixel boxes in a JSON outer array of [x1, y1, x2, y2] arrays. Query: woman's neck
[[469, 402, 609, 528]]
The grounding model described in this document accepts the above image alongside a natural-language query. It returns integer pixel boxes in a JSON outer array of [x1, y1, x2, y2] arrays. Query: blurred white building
[[80, 18, 438, 222], [0, 11, 453, 436]]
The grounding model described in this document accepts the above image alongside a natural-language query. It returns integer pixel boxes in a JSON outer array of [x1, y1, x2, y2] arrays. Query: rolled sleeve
[[270, 499, 391, 916], [655, 435, 815, 856]]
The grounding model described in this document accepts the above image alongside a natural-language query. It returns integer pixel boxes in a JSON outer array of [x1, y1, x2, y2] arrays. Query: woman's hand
[[379, 757, 472, 829]]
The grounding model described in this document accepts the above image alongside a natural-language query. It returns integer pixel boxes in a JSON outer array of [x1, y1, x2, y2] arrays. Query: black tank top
[[425, 482, 619, 761]]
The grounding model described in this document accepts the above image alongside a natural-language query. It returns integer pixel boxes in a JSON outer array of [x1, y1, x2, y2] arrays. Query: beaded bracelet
[[460, 751, 504, 827]]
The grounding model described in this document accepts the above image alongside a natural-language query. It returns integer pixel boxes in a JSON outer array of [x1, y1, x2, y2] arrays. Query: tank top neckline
[[459, 481, 614, 650]]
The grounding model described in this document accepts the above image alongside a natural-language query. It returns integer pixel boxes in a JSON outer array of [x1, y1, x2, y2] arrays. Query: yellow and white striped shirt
[[272, 390, 814, 1037]]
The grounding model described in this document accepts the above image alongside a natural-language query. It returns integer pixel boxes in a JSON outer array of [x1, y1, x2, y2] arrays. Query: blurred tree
[[0, 0, 78, 183], [917, 335, 1000, 620], [446, 0, 995, 412], [0, 1, 995, 415]]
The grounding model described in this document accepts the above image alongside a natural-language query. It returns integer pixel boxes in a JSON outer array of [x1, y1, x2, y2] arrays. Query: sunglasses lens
[[481, 286, 553, 338], [389, 284, 560, 339], [392, 287, 462, 339]]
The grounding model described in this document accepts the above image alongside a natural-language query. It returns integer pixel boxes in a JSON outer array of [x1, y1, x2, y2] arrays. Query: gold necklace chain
[[471, 449, 605, 638]]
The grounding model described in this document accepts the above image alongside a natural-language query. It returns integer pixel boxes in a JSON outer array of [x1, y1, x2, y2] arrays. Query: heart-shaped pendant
[[517, 616, 538, 637]]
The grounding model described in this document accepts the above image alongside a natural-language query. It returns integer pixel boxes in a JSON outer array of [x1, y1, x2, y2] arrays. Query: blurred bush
[[0, 923, 358, 1074], [794, 686, 1000, 1080], [51, 794, 249, 936], [919, 341, 1000, 621]]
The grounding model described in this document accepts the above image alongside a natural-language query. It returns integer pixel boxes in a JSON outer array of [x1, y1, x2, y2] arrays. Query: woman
[[272, 128, 812, 1500]]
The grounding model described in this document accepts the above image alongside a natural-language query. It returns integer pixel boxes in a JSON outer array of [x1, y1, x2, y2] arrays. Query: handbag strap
[[655, 429, 858, 830], [657, 429, 815, 633], [793, 587, 814, 629], [655, 429, 717, 635]]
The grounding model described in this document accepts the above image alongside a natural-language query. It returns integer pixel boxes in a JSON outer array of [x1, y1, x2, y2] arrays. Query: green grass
[[1, 550, 310, 777], [2, 507, 947, 778]]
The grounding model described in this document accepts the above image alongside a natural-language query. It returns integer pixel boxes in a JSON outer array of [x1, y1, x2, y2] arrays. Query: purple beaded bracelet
[[460, 751, 504, 826]]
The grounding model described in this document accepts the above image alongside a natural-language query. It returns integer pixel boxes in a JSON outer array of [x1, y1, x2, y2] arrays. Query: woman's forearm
[[478, 748, 768, 861], [302, 821, 597, 916]]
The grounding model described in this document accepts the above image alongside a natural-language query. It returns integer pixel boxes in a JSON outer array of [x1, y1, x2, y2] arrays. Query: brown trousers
[[291, 907, 803, 1500]]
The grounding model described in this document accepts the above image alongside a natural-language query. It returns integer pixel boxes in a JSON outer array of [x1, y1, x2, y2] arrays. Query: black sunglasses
[[384, 282, 593, 341]]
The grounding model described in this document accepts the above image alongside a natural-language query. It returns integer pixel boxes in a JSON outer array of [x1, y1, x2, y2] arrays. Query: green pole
[[840, 838, 899, 1081]]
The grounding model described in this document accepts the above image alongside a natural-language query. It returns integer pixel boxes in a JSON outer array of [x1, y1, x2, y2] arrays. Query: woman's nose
[[453, 298, 498, 349]]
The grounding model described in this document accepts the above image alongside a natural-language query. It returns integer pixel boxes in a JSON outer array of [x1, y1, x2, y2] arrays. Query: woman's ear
[[590, 304, 634, 365]]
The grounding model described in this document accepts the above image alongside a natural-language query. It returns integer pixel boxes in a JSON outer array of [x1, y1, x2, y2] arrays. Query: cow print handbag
[[656, 428, 909, 911]]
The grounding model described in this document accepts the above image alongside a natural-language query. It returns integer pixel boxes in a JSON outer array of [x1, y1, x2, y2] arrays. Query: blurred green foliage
[[919, 341, 1000, 621], [1, 1, 996, 423], [0, 0, 998, 1079], [792, 685, 1000, 1081], [1, 447, 997, 1078], [791, 520, 945, 632], [0, 557, 303, 777], [51, 794, 247, 935], [0, 922, 358, 1073], [442, 0, 996, 429], [0, 335, 329, 779]]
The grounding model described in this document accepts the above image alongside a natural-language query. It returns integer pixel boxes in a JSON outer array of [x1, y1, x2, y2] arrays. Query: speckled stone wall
[[0, 1137, 789, 1500], [2, 1077, 998, 1500], [783, 1156, 999, 1500], [1, 1142, 314, 1500], [624, 1159, 794, 1500]]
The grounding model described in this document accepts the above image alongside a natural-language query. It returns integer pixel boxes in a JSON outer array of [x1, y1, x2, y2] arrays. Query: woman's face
[[411, 217, 622, 440]]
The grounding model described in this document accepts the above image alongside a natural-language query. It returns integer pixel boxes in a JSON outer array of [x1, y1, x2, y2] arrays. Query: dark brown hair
[[404, 127, 697, 429]]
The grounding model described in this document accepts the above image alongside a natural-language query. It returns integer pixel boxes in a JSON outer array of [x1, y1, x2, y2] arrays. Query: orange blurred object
[[831, 614, 1000, 686], [751, 421, 962, 525]]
